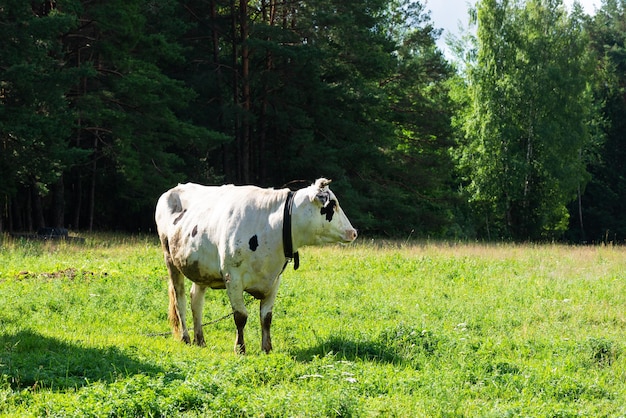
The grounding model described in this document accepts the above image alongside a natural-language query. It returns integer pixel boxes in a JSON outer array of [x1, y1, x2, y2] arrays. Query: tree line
[[1, 0, 626, 242]]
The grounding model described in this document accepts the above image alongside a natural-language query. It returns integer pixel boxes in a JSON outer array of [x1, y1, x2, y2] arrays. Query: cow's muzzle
[[344, 228, 358, 242]]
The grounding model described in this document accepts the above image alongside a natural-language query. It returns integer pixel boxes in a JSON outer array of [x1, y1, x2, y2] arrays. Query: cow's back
[[155, 183, 287, 287], [156, 183, 234, 241]]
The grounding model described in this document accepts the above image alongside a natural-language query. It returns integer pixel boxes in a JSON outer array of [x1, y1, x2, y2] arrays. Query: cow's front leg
[[190, 283, 207, 347], [233, 310, 247, 354], [260, 306, 273, 353], [225, 273, 247, 354], [260, 276, 281, 353]]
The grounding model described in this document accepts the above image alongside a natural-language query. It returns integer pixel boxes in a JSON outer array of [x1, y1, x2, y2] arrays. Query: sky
[[427, 0, 603, 58]]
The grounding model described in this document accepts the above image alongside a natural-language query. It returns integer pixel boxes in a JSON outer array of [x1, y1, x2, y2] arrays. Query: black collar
[[283, 191, 299, 270]]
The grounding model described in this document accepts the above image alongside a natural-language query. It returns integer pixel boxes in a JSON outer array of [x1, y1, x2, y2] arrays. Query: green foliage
[[5, 0, 626, 241], [65, 0, 229, 229], [568, 0, 626, 242], [456, 0, 594, 240], [1, 0, 456, 237], [0, 0, 87, 196], [377, 2, 458, 236], [1, 236, 625, 416]]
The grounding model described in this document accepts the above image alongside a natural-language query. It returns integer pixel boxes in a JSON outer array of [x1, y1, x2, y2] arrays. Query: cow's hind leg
[[190, 283, 207, 346], [225, 273, 247, 354], [166, 257, 191, 344]]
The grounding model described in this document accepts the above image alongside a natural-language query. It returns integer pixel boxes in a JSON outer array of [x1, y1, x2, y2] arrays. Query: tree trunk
[[577, 148, 586, 243], [51, 176, 65, 228], [210, 0, 231, 181], [10, 196, 21, 232], [577, 183, 585, 242], [231, 0, 242, 182], [0, 195, 4, 233], [258, 0, 276, 184], [89, 136, 97, 231], [72, 169, 82, 229], [31, 183, 45, 231], [73, 69, 85, 230], [240, 0, 251, 184]]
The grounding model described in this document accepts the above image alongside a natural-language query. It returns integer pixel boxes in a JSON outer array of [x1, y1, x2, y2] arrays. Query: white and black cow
[[155, 178, 357, 353]]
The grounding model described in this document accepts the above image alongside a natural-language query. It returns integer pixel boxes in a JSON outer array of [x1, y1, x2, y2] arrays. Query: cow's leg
[[233, 310, 247, 354], [166, 255, 191, 344], [190, 283, 207, 347], [225, 273, 247, 354], [260, 276, 281, 353]]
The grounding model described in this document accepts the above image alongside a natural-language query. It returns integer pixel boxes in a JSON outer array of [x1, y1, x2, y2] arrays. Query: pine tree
[[0, 0, 85, 231], [63, 0, 227, 229]]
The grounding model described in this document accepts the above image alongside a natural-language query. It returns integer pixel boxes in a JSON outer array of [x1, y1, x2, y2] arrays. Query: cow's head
[[297, 178, 357, 245]]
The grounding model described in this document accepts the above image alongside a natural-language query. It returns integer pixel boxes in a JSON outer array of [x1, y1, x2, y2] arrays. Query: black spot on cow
[[249, 235, 259, 251], [320, 200, 337, 222], [173, 209, 187, 225], [191, 225, 198, 237]]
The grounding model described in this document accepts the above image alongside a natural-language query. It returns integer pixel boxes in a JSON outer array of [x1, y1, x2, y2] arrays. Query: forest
[[1, 0, 626, 242]]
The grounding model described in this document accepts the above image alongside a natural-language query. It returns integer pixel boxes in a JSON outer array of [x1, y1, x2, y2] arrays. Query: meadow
[[0, 234, 624, 417]]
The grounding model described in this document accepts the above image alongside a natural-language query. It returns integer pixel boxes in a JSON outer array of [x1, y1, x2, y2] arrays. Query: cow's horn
[[318, 178, 332, 188]]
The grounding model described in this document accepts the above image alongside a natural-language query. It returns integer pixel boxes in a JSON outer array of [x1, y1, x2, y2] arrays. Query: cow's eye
[[316, 192, 330, 206]]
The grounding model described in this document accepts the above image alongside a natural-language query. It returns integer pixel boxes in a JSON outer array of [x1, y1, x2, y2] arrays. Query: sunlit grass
[[1, 235, 625, 416]]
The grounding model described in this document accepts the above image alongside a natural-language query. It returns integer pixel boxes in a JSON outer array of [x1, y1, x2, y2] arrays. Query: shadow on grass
[[0, 329, 164, 390], [290, 335, 406, 364], [290, 326, 445, 367]]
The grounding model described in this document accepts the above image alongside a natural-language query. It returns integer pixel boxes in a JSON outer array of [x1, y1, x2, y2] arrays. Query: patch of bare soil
[[16, 268, 99, 280]]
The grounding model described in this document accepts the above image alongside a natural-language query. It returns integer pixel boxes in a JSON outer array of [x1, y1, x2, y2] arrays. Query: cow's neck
[[288, 188, 327, 252], [282, 190, 299, 270]]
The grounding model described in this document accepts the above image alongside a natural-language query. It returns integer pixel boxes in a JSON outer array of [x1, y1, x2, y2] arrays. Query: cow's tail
[[168, 280, 182, 338]]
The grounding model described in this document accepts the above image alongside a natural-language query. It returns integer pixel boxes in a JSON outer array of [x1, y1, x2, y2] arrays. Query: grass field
[[0, 234, 625, 417]]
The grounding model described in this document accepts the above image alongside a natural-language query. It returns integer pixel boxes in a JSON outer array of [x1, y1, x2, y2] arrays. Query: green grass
[[1, 235, 625, 416]]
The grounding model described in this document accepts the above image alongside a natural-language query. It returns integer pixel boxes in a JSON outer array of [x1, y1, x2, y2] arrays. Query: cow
[[155, 178, 357, 354]]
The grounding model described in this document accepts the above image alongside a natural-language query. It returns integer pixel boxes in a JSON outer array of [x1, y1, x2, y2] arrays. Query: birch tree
[[458, 0, 593, 239]]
